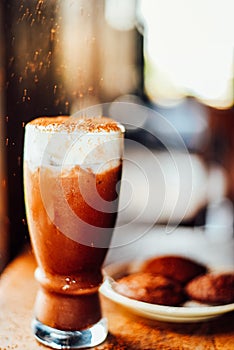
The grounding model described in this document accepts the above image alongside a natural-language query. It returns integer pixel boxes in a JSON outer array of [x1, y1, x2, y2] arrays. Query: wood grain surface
[[0, 249, 233, 350]]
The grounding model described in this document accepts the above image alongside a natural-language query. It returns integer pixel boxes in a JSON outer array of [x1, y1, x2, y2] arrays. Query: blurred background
[[0, 0, 233, 271]]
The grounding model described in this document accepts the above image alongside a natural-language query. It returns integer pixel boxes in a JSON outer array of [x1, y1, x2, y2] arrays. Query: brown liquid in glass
[[24, 162, 122, 330]]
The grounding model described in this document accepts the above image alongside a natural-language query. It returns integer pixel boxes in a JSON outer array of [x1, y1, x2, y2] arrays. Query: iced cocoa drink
[[23, 116, 124, 348]]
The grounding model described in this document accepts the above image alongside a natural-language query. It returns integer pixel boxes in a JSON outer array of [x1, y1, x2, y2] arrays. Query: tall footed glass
[[23, 116, 124, 349]]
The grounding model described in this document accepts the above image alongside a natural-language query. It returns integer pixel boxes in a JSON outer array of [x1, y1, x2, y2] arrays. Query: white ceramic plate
[[100, 261, 234, 323]]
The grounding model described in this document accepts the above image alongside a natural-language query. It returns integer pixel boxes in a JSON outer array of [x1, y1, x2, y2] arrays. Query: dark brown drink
[[23, 116, 124, 348]]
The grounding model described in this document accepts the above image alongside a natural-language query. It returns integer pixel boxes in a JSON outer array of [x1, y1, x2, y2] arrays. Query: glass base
[[32, 317, 108, 349]]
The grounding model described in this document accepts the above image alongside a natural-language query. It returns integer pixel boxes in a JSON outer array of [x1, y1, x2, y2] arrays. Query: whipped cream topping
[[24, 116, 124, 172]]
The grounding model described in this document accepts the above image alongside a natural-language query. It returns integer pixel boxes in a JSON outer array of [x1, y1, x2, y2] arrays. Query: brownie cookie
[[115, 272, 185, 306], [185, 273, 234, 305], [142, 255, 207, 284]]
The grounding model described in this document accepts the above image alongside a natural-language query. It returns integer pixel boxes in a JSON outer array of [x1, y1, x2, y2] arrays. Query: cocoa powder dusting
[[28, 116, 123, 134]]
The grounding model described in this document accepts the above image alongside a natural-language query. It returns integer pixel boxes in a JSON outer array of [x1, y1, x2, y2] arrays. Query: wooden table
[[0, 249, 234, 350]]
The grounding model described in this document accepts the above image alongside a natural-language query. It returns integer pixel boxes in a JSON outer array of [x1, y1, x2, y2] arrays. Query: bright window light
[[139, 0, 234, 108]]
